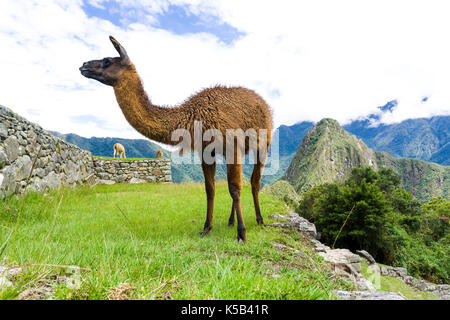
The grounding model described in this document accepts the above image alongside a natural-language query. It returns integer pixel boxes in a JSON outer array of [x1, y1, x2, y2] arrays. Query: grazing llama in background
[[80, 36, 272, 242], [156, 149, 162, 159], [113, 143, 126, 158]]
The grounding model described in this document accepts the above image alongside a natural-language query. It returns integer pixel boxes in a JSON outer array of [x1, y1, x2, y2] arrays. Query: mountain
[[277, 121, 315, 156], [376, 151, 450, 201], [344, 116, 450, 165], [430, 142, 450, 165], [276, 100, 449, 167], [284, 118, 450, 201], [284, 119, 378, 194]]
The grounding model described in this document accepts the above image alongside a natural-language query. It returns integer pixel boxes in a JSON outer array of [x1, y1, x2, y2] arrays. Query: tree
[[295, 166, 450, 283], [312, 172, 390, 258]]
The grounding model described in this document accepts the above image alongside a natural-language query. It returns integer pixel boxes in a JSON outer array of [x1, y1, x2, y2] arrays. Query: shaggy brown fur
[[80, 36, 273, 242], [113, 143, 126, 158], [156, 149, 162, 159]]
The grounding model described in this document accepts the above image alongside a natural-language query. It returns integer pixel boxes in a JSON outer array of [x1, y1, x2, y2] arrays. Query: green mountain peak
[[284, 118, 449, 201], [284, 118, 378, 194]]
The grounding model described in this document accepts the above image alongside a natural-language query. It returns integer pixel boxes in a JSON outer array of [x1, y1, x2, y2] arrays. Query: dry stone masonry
[[0, 105, 93, 198], [93, 158, 171, 184], [0, 105, 172, 199]]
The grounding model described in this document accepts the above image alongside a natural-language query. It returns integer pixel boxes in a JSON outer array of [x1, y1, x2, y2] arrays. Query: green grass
[[360, 263, 439, 300], [0, 182, 348, 300], [93, 156, 159, 161]]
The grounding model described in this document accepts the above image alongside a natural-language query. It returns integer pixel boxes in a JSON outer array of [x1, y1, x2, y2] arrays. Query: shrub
[[296, 166, 450, 283]]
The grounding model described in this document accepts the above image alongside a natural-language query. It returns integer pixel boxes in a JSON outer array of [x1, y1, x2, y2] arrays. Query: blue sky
[[0, 0, 449, 140], [83, 2, 244, 45]]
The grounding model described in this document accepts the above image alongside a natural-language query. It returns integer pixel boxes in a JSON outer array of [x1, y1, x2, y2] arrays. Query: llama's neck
[[113, 66, 180, 146]]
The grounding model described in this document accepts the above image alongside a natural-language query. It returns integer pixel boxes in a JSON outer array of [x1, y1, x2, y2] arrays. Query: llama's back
[[114, 143, 125, 151], [184, 86, 272, 134]]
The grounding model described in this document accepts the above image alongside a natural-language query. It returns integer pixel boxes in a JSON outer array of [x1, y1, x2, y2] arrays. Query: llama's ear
[[109, 36, 130, 65]]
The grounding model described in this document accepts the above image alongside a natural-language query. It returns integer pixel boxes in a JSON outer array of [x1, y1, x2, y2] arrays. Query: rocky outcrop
[[316, 247, 362, 273], [268, 212, 375, 293], [310, 240, 378, 292], [356, 250, 376, 264], [0, 265, 22, 289], [0, 105, 93, 198], [1, 262, 85, 300], [380, 266, 408, 278], [268, 212, 318, 239], [268, 211, 449, 300], [334, 290, 405, 300]]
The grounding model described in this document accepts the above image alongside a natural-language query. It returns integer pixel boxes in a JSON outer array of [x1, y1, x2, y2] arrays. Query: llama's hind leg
[[227, 163, 246, 242], [251, 160, 265, 225], [228, 202, 235, 226], [200, 161, 216, 236]]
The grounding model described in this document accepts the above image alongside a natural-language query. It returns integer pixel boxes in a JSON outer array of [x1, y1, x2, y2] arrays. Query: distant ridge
[[51, 132, 163, 159], [52, 112, 450, 188], [344, 116, 450, 165]]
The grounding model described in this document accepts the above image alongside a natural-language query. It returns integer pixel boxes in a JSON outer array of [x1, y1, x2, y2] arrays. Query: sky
[[1, 0, 450, 141]]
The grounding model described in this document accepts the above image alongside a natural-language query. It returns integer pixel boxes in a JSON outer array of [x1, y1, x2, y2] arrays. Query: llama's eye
[[102, 58, 111, 68]]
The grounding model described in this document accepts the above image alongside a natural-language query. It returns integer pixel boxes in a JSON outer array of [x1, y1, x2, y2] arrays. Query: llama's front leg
[[228, 202, 235, 226], [200, 161, 216, 236], [227, 163, 246, 242]]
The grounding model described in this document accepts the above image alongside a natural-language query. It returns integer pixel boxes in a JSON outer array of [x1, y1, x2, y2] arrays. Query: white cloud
[[1, 0, 450, 143]]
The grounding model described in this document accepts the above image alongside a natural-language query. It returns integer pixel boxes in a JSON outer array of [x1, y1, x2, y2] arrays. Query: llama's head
[[79, 36, 131, 86]]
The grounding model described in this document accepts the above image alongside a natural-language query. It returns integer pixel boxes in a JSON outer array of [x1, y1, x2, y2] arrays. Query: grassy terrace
[[0, 182, 349, 300], [359, 263, 439, 300]]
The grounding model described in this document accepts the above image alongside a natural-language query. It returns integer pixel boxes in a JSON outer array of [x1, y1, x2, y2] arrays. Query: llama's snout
[[79, 62, 96, 78], [79, 62, 89, 71]]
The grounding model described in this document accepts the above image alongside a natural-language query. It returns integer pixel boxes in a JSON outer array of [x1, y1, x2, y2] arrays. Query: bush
[[296, 166, 450, 283]]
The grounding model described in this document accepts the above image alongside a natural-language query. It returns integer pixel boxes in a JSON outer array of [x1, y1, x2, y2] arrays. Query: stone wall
[[0, 105, 172, 199], [93, 158, 171, 184], [0, 105, 94, 198], [268, 212, 449, 300]]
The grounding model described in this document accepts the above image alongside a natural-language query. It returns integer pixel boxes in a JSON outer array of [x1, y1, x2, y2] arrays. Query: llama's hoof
[[227, 221, 235, 227], [237, 235, 246, 243], [236, 229, 246, 242], [199, 227, 212, 236]]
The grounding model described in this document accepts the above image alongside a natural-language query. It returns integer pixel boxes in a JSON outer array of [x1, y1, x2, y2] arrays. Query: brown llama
[[156, 149, 162, 159], [113, 143, 126, 158], [80, 36, 272, 242]]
